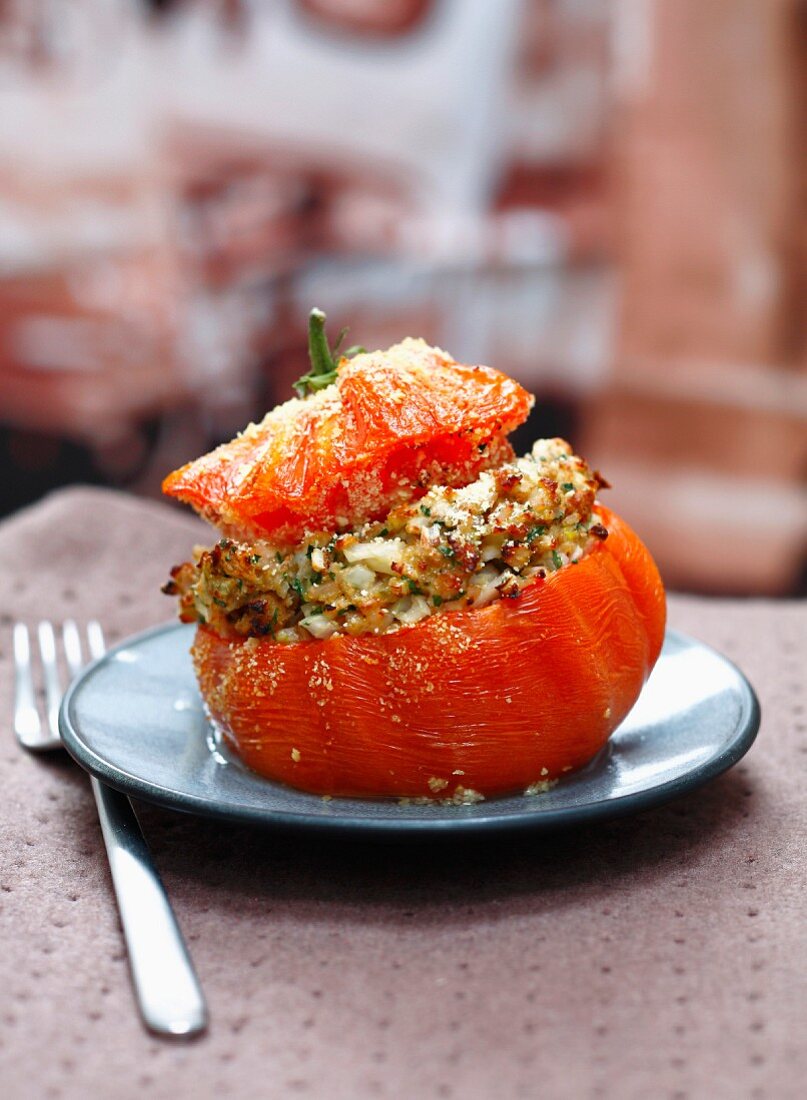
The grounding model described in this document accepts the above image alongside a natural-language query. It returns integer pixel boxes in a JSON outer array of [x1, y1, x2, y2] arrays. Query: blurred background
[[1, 0, 805, 595]]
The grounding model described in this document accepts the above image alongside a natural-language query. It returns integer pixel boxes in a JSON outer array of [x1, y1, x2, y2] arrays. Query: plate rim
[[59, 621, 761, 837]]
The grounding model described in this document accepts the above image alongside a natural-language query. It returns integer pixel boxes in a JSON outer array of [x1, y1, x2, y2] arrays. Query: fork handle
[[90, 777, 208, 1036]]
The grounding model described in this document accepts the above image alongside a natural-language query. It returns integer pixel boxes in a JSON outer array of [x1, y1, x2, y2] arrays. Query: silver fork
[[13, 620, 208, 1037]]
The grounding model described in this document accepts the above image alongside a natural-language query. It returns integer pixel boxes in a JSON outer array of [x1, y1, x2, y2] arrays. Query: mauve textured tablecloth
[[0, 487, 804, 1100]]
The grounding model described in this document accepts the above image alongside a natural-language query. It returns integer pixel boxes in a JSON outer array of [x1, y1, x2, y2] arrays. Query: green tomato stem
[[307, 308, 334, 379], [293, 308, 364, 398]]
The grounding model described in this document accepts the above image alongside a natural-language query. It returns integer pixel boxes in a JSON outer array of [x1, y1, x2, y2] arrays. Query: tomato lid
[[163, 316, 532, 543]]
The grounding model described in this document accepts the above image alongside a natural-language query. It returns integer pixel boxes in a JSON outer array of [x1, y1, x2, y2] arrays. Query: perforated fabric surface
[[0, 488, 804, 1100]]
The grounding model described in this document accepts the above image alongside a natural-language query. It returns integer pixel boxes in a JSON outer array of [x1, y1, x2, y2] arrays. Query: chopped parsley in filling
[[164, 438, 608, 643]]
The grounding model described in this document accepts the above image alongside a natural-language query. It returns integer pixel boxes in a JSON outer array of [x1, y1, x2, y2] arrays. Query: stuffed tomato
[[163, 310, 666, 802]]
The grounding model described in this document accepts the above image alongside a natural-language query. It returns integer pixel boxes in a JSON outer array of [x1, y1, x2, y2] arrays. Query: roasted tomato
[[192, 507, 665, 801], [163, 337, 532, 546], [166, 312, 665, 801]]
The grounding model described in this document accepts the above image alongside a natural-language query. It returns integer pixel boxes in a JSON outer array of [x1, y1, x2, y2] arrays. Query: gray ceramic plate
[[59, 623, 759, 836]]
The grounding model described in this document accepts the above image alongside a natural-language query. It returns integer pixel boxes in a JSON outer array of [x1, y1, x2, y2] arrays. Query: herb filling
[[164, 438, 608, 643]]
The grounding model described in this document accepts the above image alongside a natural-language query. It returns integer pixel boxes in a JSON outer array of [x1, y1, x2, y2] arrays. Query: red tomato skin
[[193, 507, 666, 800], [162, 342, 532, 544]]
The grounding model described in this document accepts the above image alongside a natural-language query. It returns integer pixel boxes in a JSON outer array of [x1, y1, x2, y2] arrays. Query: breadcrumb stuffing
[[398, 785, 485, 806], [450, 786, 485, 805], [524, 779, 558, 796], [166, 437, 607, 644]]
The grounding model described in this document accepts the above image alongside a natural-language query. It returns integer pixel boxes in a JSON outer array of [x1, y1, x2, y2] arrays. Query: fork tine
[[37, 621, 63, 740], [63, 619, 83, 680], [13, 624, 42, 744], [87, 621, 106, 660]]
